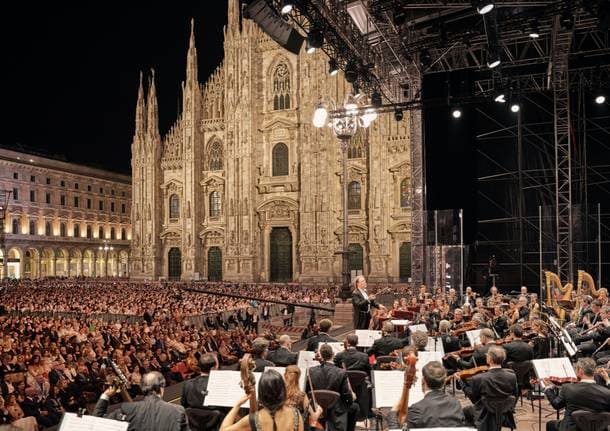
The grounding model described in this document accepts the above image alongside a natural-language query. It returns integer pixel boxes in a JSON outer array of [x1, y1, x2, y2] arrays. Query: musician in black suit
[[251, 338, 275, 372], [367, 321, 409, 357], [352, 276, 381, 330], [438, 320, 461, 354], [334, 334, 370, 373], [387, 361, 465, 429], [306, 319, 337, 351], [545, 357, 610, 431], [575, 304, 610, 357], [307, 344, 355, 431], [94, 371, 188, 431], [267, 335, 298, 367], [181, 353, 222, 431], [503, 324, 534, 363], [451, 328, 496, 369], [461, 345, 518, 430], [492, 305, 509, 338]]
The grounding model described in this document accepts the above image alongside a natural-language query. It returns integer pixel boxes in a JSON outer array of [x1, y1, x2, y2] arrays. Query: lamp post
[[313, 94, 378, 300], [98, 240, 114, 277]]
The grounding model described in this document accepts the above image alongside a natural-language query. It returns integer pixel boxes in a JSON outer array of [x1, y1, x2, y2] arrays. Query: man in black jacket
[[181, 353, 223, 431], [334, 334, 370, 373], [387, 361, 465, 429], [267, 335, 297, 367], [306, 319, 338, 351], [94, 371, 188, 431], [545, 357, 610, 431], [367, 321, 409, 358], [352, 276, 382, 329], [461, 345, 518, 430], [307, 344, 355, 431], [251, 338, 275, 372], [503, 324, 534, 363]]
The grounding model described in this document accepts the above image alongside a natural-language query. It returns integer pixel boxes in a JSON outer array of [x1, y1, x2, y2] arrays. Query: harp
[[545, 271, 573, 322]]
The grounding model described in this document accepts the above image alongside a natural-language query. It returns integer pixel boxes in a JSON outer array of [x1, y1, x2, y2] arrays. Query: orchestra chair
[[185, 407, 223, 431], [347, 370, 370, 422], [308, 390, 340, 431], [374, 356, 396, 370], [572, 410, 610, 431], [506, 360, 535, 412], [481, 394, 517, 431]]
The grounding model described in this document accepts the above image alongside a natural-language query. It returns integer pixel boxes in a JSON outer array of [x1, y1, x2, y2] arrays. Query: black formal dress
[[267, 347, 298, 367], [306, 332, 338, 352], [366, 335, 408, 357], [352, 290, 379, 330], [334, 348, 370, 373], [93, 393, 188, 431], [545, 380, 610, 431], [386, 389, 465, 429], [307, 362, 354, 431]]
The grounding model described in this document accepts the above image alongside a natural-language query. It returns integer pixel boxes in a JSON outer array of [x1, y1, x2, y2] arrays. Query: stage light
[[451, 107, 462, 118], [473, 0, 494, 15], [371, 90, 382, 109], [487, 48, 501, 69], [308, 28, 324, 49], [494, 92, 506, 103], [306, 39, 316, 54], [394, 108, 404, 121], [529, 22, 540, 39], [244, 0, 304, 55], [510, 101, 520, 113], [280, 0, 294, 15], [312, 103, 329, 128], [345, 61, 358, 83], [595, 94, 606, 104], [328, 59, 339, 76]]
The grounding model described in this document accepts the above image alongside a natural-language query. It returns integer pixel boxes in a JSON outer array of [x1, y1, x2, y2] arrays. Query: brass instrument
[[545, 271, 573, 322]]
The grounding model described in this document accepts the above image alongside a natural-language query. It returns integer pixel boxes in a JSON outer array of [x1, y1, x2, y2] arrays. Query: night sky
[[5, 2, 228, 174]]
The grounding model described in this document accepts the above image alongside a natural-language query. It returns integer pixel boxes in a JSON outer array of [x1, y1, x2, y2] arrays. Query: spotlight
[[371, 90, 382, 108], [280, 0, 294, 15], [312, 102, 329, 128], [487, 48, 501, 69], [595, 94, 606, 104], [472, 0, 494, 15], [510, 100, 520, 113], [306, 39, 316, 54], [308, 28, 324, 49], [328, 59, 339, 76], [494, 92, 506, 103], [345, 61, 358, 83], [528, 22, 540, 39], [394, 108, 404, 121], [451, 107, 462, 118]]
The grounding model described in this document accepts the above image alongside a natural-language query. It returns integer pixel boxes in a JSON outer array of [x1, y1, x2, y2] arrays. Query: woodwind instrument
[[397, 352, 418, 426], [545, 271, 573, 322]]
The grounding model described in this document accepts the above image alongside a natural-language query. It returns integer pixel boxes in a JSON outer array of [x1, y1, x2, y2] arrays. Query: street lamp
[[312, 92, 379, 300], [98, 240, 114, 277]]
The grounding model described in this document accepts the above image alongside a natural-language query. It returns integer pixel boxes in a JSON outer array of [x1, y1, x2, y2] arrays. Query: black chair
[[185, 407, 223, 431], [481, 395, 517, 431], [506, 360, 535, 412], [347, 370, 369, 422], [309, 390, 340, 431], [573, 410, 610, 431]]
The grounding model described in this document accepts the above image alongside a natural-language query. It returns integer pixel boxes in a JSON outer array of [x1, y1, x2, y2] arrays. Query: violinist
[[581, 299, 602, 330], [544, 357, 610, 431], [447, 288, 459, 311], [450, 328, 496, 369], [267, 335, 297, 367], [502, 324, 534, 363], [451, 308, 465, 330], [529, 319, 550, 359], [486, 286, 502, 308], [334, 335, 370, 373], [574, 305, 610, 359], [367, 321, 409, 358], [438, 320, 460, 355], [306, 319, 337, 352], [492, 305, 509, 338], [251, 338, 275, 372], [417, 285, 427, 302], [473, 297, 486, 316], [599, 287, 608, 306], [388, 300, 401, 318], [510, 295, 530, 324], [386, 361, 465, 429]]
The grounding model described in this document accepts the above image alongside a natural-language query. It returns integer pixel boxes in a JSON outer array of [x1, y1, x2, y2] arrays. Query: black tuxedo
[[458, 342, 493, 369], [307, 362, 353, 431], [267, 347, 298, 367], [181, 374, 211, 409], [545, 381, 610, 431], [463, 367, 518, 430], [386, 389, 465, 429], [352, 290, 379, 330], [503, 339, 534, 363], [306, 332, 338, 352], [253, 357, 275, 372], [334, 348, 370, 373], [367, 335, 407, 357], [440, 333, 461, 354]]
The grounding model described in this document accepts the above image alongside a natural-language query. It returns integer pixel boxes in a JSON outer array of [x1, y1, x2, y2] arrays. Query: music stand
[[547, 316, 578, 357]]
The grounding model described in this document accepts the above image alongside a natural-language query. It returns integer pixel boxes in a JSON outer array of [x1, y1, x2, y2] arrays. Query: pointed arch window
[[272, 62, 291, 110], [348, 181, 361, 210], [207, 141, 224, 171], [169, 194, 180, 219], [272, 143, 289, 176], [121, 228, 126, 240], [87, 225, 92, 239], [110, 227, 116, 240], [348, 130, 365, 159], [400, 178, 409, 208]]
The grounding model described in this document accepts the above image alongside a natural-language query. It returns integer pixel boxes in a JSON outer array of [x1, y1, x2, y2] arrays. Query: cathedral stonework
[[130, 1, 411, 283]]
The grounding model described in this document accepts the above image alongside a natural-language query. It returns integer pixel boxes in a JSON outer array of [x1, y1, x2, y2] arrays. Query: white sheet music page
[[531, 357, 576, 388], [466, 329, 482, 347], [355, 330, 382, 347], [372, 370, 405, 407], [203, 370, 262, 408], [297, 350, 318, 369], [58, 412, 129, 431], [390, 428, 476, 431], [409, 324, 428, 333], [265, 366, 306, 391]]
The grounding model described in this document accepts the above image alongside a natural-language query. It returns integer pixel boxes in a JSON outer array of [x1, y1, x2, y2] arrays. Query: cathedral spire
[[147, 68, 159, 140], [134, 70, 147, 141], [186, 19, 198, 87], [227, 0, 240, 34]]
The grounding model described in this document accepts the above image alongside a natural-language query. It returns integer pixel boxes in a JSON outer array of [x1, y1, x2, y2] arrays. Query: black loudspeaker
[[244, 0, 305, 55]]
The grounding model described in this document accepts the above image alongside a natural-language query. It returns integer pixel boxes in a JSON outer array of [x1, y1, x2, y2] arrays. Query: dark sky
[[5, 2, 228, 174]]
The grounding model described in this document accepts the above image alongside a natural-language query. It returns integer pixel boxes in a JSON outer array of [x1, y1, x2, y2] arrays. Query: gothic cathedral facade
[[130, 1, 411, 283]]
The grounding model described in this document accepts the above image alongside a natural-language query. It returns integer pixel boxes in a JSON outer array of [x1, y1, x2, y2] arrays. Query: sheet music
[[355, 330, 382, 347], [297, 350, 318, 369], [532, 357, 576, 389], [203, 370, 262, 407], [390, 319, 411, 326], [321, 342, 344, 356], [466, 329, 482, 347], [265, 366, 306, 391], [409, 324, 428, 333], [59, 413, 129, 431]]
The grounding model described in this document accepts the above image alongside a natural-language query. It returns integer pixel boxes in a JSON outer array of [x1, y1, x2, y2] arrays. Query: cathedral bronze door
[[270, 227, 292, 282], [399, 242, 411, 281], [208, 247, 222, 281], [168, 248, 182, 280], [348, 243, 364, 273]]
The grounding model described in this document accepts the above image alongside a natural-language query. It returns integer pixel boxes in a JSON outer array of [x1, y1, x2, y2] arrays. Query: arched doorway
[[399, 242, 411, 282], [23, 248, 40, 279], [270, 227, 292, 282], [207, 247, 222, 281], [168, 248, 182, 280], [348, 243, 364, 275]]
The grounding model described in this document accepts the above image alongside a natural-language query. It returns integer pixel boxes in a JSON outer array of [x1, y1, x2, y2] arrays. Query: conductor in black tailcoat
[[351, 276, 382, 330]]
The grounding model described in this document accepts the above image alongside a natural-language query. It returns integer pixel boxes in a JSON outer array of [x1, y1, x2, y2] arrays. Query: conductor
[[352, 275, 381, 329]]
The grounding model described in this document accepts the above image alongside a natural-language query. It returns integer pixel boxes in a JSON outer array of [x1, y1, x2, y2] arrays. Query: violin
[[397, 352, 418, 425], [452, 321, 479, 336], [443, 347, 475, 360], [449, 365, 489, 381], [530, 376, 578, 386]]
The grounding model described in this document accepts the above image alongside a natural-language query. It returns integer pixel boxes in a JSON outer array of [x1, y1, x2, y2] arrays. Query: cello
[[396, 352, 418, 426]]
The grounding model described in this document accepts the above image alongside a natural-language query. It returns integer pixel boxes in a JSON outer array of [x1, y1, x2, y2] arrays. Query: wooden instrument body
[[545, 271, 573, 322]]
